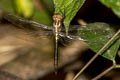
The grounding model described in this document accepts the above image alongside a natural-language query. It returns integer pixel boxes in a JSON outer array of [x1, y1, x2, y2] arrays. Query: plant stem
[[92, 65, 115, 80], [73, 29, 120, 80], [92, 61, 116, 80]]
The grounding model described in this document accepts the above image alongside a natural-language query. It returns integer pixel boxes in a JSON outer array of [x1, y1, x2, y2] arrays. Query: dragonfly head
[[53, 14, 63, 35], [53, 14, 63, 21]]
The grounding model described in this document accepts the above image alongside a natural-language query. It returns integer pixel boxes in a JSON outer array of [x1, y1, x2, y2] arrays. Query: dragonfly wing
[[1, 23, 54, 48], [61, 25, 87, 32], [13, 27, 54, 47], [59, 30, 86, 48]]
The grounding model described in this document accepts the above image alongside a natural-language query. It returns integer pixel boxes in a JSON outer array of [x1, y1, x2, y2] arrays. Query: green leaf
[[78, 22, 120, 60], [99, 0, 120, 18], [102, 39, 120, 60], [53, 0, 85, 33]]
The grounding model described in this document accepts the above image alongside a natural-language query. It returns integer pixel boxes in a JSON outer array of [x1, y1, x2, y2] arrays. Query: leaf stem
[[73, 29, 120, 80]]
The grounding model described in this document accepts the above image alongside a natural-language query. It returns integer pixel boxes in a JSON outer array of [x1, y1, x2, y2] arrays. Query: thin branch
[[2, 9, 82, 31], [3, 11, 53, 31], [92, 61, 116, 80], [1, 9, 84, 41], [73, 29, 120, 80], [92, 65, 115, 80]]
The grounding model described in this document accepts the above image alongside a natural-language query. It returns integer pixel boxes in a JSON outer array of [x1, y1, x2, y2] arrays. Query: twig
[[92, 65, 115, 80], [1, 9, 84, 41], [73, 29, 120, 80], [1, 9, 81, 31], [92, 60, 116, 80], [3, 11, 52, 31]]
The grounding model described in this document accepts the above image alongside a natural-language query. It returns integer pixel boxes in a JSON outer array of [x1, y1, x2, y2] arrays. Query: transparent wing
[[13, 26, 85, 49], [59, 25, 86, 48], [12, 26, 54, 47], [4, 12, 86, 49]]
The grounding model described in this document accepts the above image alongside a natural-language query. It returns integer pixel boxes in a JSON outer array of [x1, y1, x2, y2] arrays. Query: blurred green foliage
[[13, 0, 34, 18], [40, 0, 54, 13], [100, 0, 120, 18], [0, 0, 53, 25]]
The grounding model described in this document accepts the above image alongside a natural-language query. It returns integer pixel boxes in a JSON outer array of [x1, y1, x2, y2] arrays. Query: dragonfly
[[52, 14, 63, 74], [4, 12, 85, 74]]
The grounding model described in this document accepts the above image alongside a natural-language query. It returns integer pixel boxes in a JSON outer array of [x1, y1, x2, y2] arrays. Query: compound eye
[[58, 15, 63, 20], [53, 15, 57, 20], [53, 14, 63, 21]]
